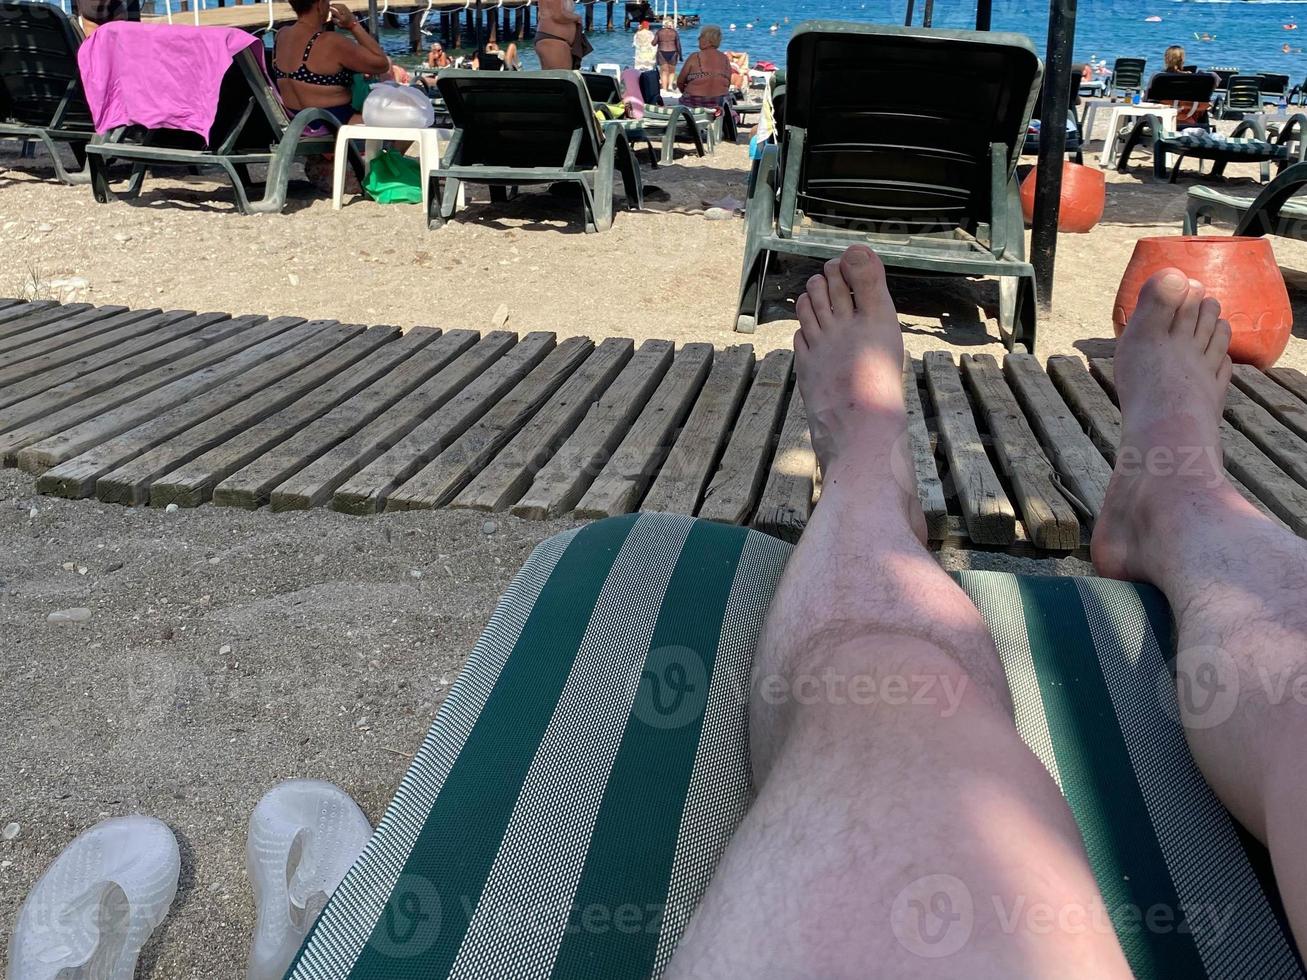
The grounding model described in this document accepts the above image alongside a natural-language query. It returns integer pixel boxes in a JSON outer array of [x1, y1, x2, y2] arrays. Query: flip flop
[[7, 815, 181, 980], [245, 780, 372, 980]]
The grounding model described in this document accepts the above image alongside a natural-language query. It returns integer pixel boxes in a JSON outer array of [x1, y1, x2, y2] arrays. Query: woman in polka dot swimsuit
[[272, 0, 391, 125]]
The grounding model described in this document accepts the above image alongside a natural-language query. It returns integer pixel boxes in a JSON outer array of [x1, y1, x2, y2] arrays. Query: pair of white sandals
[[6, 780, 372, 980]]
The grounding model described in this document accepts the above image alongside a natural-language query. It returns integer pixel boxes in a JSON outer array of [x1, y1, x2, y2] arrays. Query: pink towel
[[621, 68, 645, 120], [77, 22, 265, 142]]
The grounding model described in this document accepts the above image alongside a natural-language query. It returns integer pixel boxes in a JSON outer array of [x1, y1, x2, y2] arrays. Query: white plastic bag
[[362, 81, 435, 129]]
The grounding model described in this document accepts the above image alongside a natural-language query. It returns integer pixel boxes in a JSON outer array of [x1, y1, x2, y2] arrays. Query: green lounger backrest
[[1144, 71, 1217, 105], [581, 71, 621, 106], [436, 69, 603, 171], [1224, 74, 1264, 111], [1111, 56, 1147, 92], [0, 0, 93, 131], [782, 21, 1040, 236], [119, 45, 287, 152]]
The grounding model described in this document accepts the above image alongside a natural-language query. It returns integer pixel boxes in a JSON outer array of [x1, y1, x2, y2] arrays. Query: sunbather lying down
[[662, 247, 1307, 977]]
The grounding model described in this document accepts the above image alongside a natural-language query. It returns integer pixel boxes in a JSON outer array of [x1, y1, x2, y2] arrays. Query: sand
[[1, 128, 1305, 975]]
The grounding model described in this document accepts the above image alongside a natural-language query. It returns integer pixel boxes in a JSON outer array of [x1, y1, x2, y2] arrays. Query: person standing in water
[[655, 17, 682, 92], [536, 0, 586, 69]]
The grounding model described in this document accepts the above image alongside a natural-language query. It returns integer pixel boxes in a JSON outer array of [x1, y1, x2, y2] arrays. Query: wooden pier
[[143, 0, 655, 47], [5, 300, 1307, 557]]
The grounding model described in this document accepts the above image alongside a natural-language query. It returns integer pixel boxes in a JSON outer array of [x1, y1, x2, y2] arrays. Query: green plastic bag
[[364, 149, 423, 205], [351, 75, 372, 112]]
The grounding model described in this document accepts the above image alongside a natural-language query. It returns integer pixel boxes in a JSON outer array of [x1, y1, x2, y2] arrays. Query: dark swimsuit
[[273, 30, 354, 121]]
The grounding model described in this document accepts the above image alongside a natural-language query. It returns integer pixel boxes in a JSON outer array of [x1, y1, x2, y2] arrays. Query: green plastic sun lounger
[[0, 0, 95, 185], [581, 72, 660, 168], [1186, 158, 1307, 239], [283, 512, 1303, 980], [734, 22, 1042, 352], [84, 46, 353, 215], [429, 70, 643, 234]]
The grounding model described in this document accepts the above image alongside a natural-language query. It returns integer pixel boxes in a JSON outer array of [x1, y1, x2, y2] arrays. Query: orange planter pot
[[1112, 236, 1293, 370], [1019, 161, 1106, 233]]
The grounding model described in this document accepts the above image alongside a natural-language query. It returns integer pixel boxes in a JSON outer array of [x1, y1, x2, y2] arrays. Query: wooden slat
[[0, 309, 185, 388], [32, 321, 346, 495], [0, 305, 132, 361], [213, 329, 477, 510], [509, 339, 674, 521], [751, 387, 815, 543], [0, 302, 89, 341], [0, 311, 218, 414], [0, 315, 279, 468], [573, 343, 714, 519], [1046, 355, 1123, 463], [1268, 365, 1307, 407], [1005, 353, 1113, 518], [1090, 358, 1304, 531], [93, 325, 389, 506], [453, 337, 635, 513], [1233, 365, 1307, 443], [267, 331, 514, 512], [923, 351, 1016, 546], [698, 349, 792, 525], [388, 337, 595, 511], [148, 327, 432, 508], [903, 354, 949, 540], [331, 332, 556, 515], [962, 354, 1079, 549], [0, 298, 23, 315], [1222, 384, 1307, 489], [642, 344, 754, 515]]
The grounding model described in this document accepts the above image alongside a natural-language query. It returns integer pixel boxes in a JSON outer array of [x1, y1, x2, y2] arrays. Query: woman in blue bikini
[[272, 0, 391, 125]]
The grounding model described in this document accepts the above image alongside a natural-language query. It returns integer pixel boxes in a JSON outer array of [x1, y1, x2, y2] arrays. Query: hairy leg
[[1093, 269, 1307, 950], [664, 247, 1130, 979]]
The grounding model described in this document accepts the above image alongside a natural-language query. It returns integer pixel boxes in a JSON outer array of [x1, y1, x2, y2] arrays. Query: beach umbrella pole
[[975, 0, 991, 31], [367, 0, 378, 33], [1030, 0, 1078, 316], [922, 0, 934, 27], [903, 0, 914, 26]]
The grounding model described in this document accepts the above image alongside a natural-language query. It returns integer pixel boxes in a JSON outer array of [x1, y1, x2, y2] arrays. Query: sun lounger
[[1119, 112, 1296, 184], [1023, 63, 1086, 164], [1107, 56, 1146, 101], [581, 71, 660, 167], [84, 44, 355, 214], [1185, 158, 1307, 239], [429, 70, 643, 234], [281, 513, 1303, 980], [0, 0, 95, 185], [735, 22, 1041, 351], [1215, 74, 1264, 120]]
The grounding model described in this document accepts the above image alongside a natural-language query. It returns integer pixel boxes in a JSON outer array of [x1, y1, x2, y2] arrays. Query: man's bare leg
[[664, 246, 1130, 979], [1092, 268, 1307, 948]]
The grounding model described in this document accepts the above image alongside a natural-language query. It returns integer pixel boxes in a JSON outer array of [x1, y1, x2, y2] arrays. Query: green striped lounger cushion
[[286, 513, 1304, 980]]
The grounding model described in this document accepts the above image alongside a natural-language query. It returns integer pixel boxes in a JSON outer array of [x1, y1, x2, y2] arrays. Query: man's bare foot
[[794, 245, 926, 542], [1091, 268, 1243, 581]]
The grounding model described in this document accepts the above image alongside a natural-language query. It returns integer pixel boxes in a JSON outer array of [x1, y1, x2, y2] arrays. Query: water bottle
[[1132, 91, 1141, 106]]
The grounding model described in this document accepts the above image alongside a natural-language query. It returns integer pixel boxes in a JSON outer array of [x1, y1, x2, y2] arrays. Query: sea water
[[370, 0, 1307, 81]]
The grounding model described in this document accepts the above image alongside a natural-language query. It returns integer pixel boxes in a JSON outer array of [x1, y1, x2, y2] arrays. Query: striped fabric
[[287, 514, 1304, 980], [1160, 130, 1290, 160]]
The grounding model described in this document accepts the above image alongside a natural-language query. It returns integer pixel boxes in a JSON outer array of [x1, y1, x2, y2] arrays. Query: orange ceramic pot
[[1112, 236, 1293, 370], [1019, 161, 1106, 233]]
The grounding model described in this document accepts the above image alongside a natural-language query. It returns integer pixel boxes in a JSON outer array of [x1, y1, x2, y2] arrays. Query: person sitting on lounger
[[661, 245, 1307, 978], [725, 49, 750, 91], [1148, 44, 1215, 128], [474, 40, 520, 71], [677, 25, 734, 113], [272, 0, 391, 126], [427, 42, 453, 69]]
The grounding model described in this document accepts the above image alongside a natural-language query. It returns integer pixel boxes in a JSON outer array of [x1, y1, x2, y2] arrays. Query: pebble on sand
[[482, 520, 498, 535], [165, 503, 179, 513], [2, 822, 18, 841], [47, 607, 91, 624], [218, 644, 233, 656]]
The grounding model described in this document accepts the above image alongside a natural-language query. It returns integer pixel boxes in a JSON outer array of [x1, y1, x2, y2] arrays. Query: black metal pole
[[367, 0, 378, 35], [475, 0, 485, 58], [922, 0, 934, 27], [1030, 0, 1078, 312], [975, 0, 992, 31], [904, 0, 915, 27]]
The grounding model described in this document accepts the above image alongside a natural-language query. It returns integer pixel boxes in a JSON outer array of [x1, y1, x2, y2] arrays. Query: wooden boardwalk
[[5, 300, 1307, 557]]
